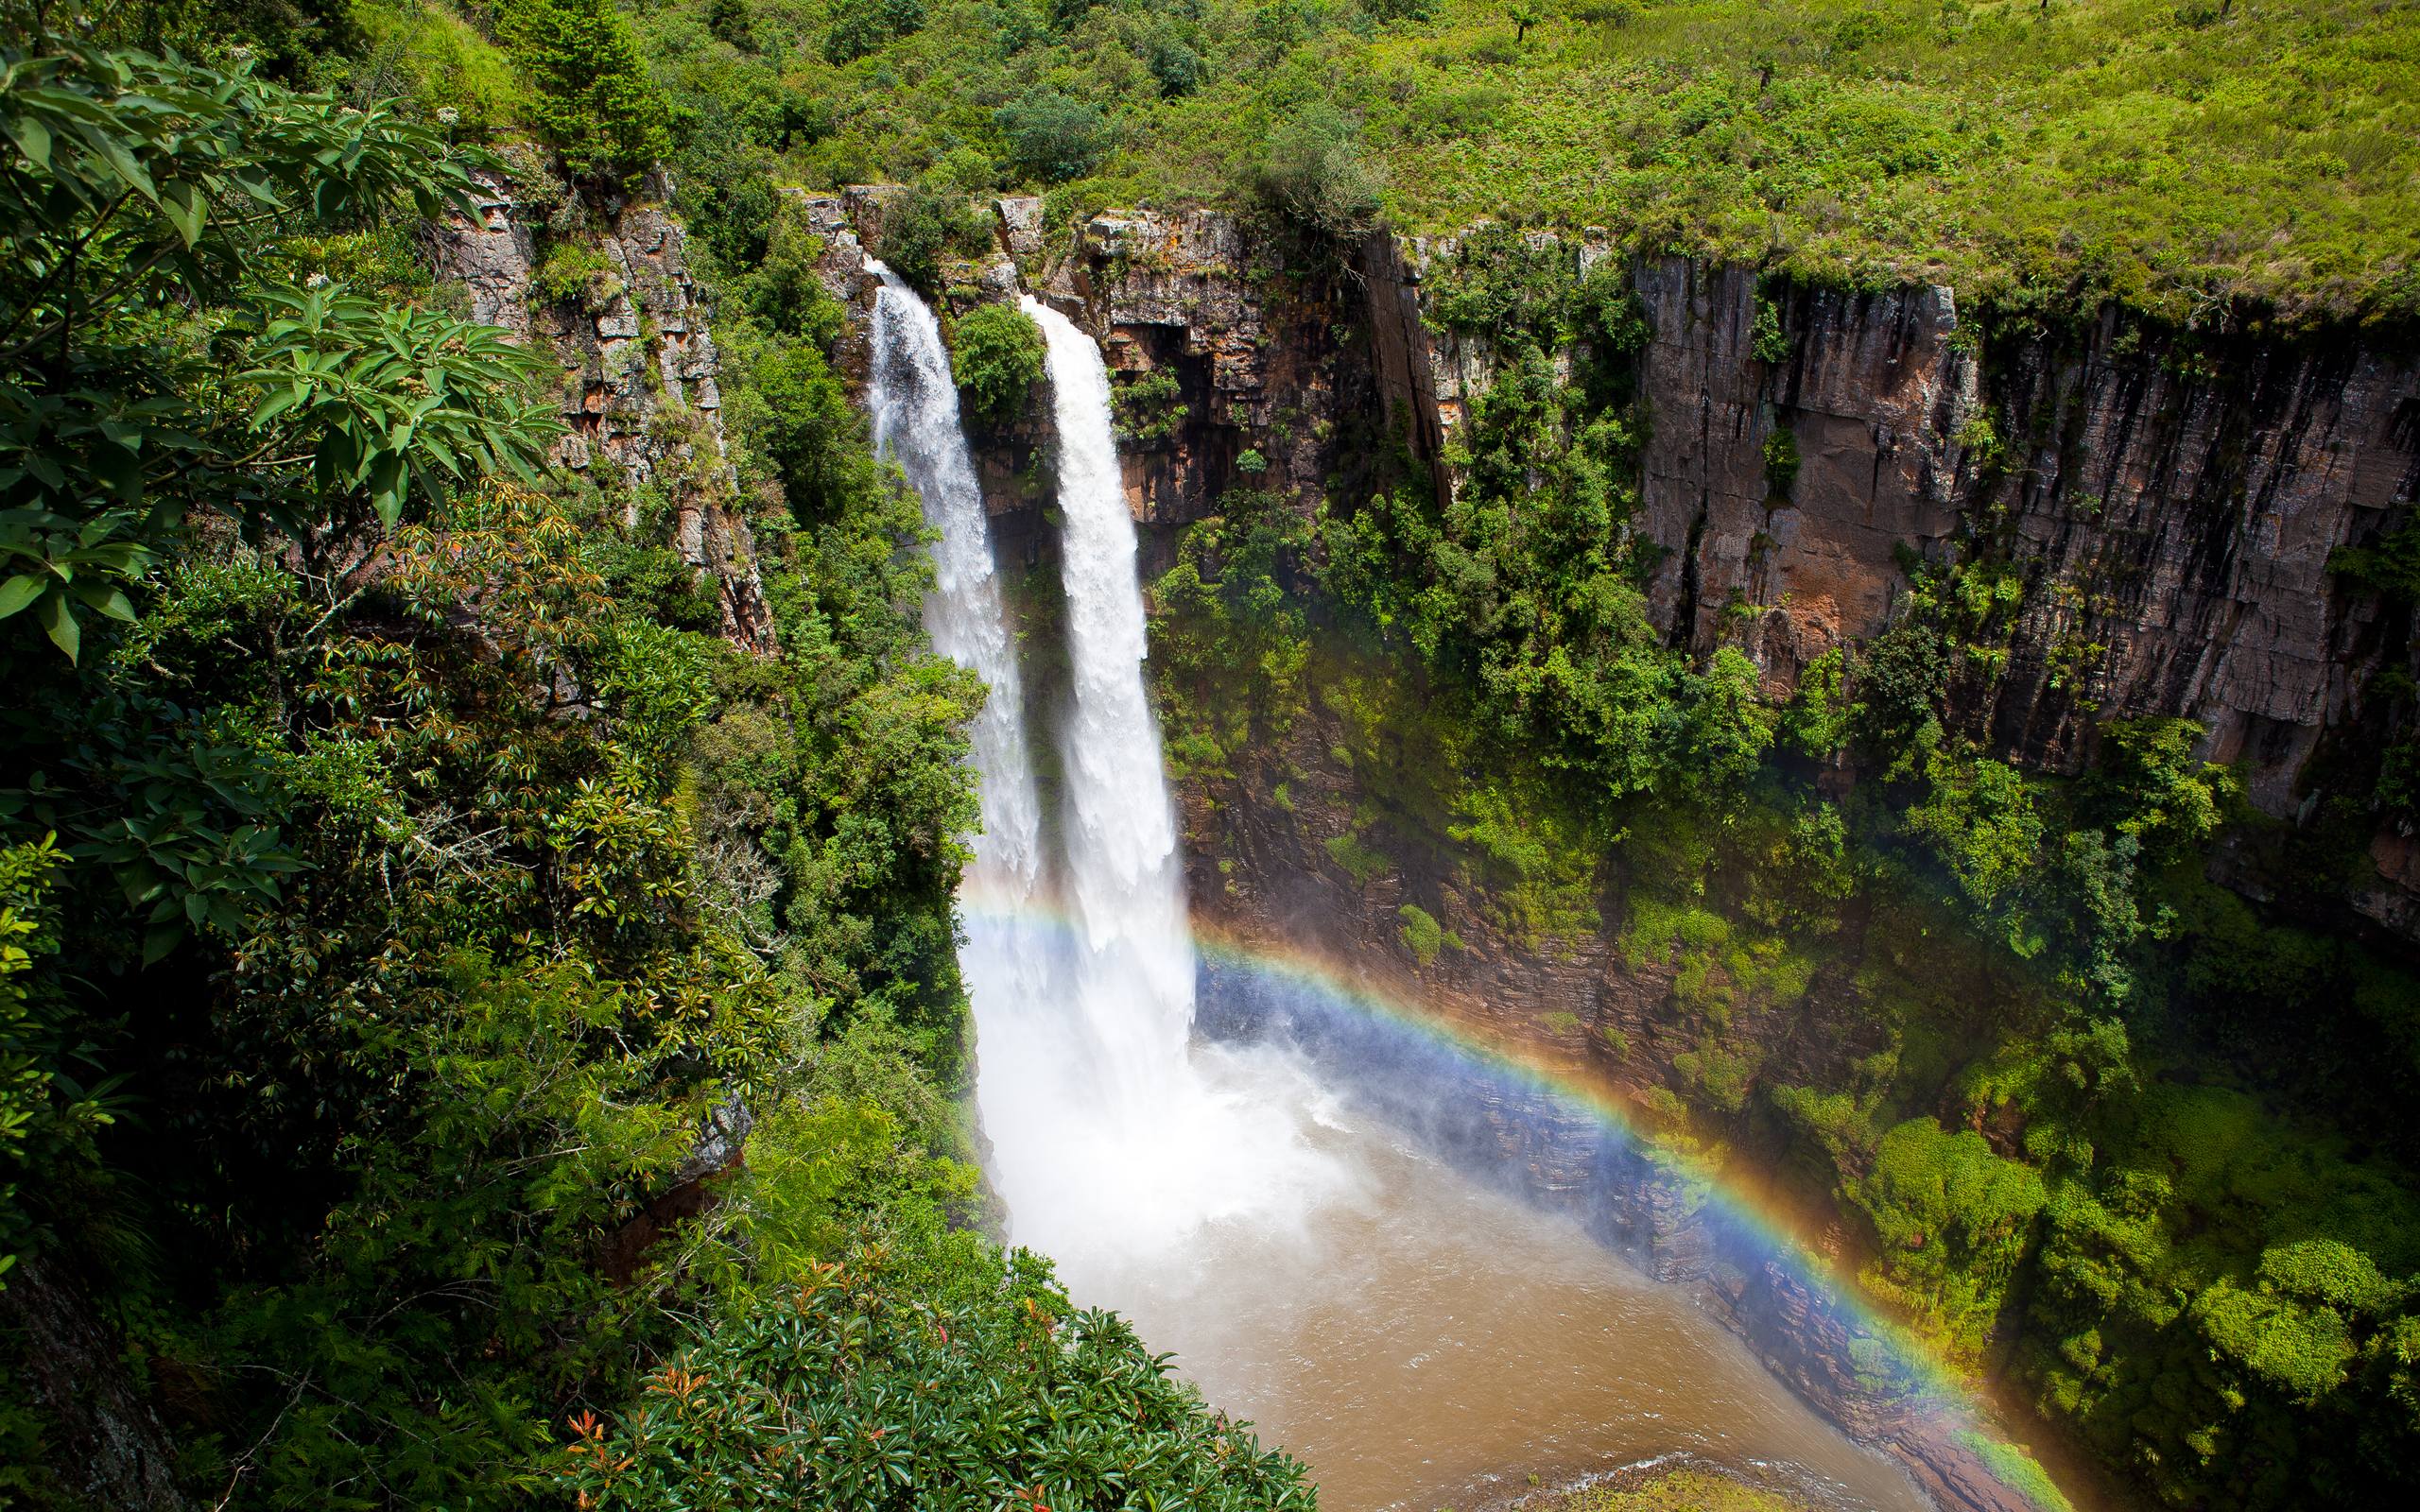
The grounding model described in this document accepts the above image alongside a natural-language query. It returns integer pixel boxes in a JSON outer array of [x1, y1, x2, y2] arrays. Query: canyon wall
[[940, 201, 2416, 936], [1044, 210, 2419, 820], [430, 171, 775, 653]]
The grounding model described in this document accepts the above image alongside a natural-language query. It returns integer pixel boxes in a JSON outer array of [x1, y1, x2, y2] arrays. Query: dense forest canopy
[[560, 0, 2419, 324]]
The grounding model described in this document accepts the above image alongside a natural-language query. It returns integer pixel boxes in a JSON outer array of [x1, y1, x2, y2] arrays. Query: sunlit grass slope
[[630, 0, 2420, 325]]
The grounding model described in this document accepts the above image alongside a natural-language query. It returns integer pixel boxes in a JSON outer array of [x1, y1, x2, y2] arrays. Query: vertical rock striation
[[430, 172, 774, 653]]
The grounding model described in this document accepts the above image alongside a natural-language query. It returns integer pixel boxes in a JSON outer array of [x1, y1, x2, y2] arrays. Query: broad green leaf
[[5, 113, 52, 170], [0, 575, 43, 619], [159, 178, 204, 247], [32, 591, 78, 662], [69, 580, 135, 622]]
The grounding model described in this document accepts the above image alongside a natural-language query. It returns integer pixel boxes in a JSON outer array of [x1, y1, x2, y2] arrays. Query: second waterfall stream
[[867, 267, 1346, 1298]]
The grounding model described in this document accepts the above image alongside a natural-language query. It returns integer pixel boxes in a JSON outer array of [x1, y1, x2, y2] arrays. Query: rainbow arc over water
[[959, 889, 2078, 1512]]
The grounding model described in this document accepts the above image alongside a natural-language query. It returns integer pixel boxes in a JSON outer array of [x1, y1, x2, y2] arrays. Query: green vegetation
[[1148, 489, 1315, 783], [627, 0, 2417, 324], [947, 301, 1046, 429], [500, 0, 671, 178], [1112, 366, 1188, 442], [0, 8, 1305, 1507], [1545, 1465, 1816, 1512], [565, 1235, 1311, 1509], [1399, 901, 1444, 966], [1148, 219, 2420, 1503]]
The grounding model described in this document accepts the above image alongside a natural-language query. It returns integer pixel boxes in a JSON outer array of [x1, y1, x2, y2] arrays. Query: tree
[[871, 183, 985, 295], [705, 0, 758, 51], [499, 0, 669, 179], [996, 89, 1111, 184], [0, 26, 554, 666], [2085, 716, 2237, 864], [824, 0, 926, 66], [948, 303, 1046, 430], [1906, 752, 2045, 953], [1677, 647, 1778, 807]]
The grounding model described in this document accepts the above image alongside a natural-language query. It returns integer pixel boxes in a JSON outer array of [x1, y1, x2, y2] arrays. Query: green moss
[[1398, 902, 1443, 966], [1952, 1433, 2075, 1512], [1324, 829, 1392, 886], [1547, 1466, 1817, 1512]]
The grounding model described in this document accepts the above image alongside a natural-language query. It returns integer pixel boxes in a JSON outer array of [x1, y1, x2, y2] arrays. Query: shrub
[[823, 0, 925, 65], [2085, 716, 2237, 863], [1762, 425, 1800, 498], [1257, 102, 1384, 238], [704, 0, 757, 50], [561, 1234, 1313, 1509], [1111, 369, 1187, 443], [751, 338, 867, 520], [1398, 902, 1443, 966], [530, 238, 621, 313], [1853, 1117, 2047, 1354], [1147, 32, 1206, 97], [1907, 754, 2044, 924], [1751, 296, 1790, 363], [1324, 829, 1391, 885], [996, 90, 1112, 184], [948, 303, 1046, 430], [873, 185, 987, 296]]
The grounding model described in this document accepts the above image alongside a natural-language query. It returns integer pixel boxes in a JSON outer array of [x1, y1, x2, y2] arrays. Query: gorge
[[6, 8, 2418, 1512], [862, 233, 2075, 1511]]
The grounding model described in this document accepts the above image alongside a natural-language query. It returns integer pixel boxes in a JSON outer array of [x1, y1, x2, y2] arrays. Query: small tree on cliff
[[501, 0, 669, 180]]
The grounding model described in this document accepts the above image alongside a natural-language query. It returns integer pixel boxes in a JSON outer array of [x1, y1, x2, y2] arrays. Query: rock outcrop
[[430, 172, 774, 653]]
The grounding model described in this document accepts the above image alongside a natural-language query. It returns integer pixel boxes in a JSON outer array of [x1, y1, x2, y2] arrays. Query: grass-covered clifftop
[[574, 0, 2420, 325]]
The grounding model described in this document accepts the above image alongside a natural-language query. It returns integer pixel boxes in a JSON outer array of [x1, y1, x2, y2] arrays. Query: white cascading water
[[866, 263, 1052, 1036], [984, 296, 1347, 1293]]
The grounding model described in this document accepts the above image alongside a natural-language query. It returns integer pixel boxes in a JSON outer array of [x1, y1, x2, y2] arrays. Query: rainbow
[[958, 890, 2078, 1512]]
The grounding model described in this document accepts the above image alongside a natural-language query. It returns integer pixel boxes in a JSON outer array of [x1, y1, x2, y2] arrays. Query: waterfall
[[871, 263, 1341, 1301], [1019, 297, 1195, 1102], [996, 297, 1349, 1292], [865, 263, 1052, 1049]]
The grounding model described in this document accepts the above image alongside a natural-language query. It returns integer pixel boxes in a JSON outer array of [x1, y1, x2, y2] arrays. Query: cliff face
[[1600, 265, 2414, 818], [952, 206, 2414, 930], [992, 210, 2415, 814], [430, 172, 775, 653]]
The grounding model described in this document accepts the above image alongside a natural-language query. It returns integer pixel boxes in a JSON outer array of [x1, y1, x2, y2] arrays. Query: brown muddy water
[[1062, 1046, 1931, 1512]]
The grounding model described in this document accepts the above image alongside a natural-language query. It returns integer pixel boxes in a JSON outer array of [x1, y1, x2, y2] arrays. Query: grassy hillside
[[608, 0, 2420, 325]]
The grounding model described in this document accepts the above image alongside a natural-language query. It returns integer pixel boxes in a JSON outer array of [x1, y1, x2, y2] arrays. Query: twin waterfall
[[866, 268, 1338, 1292], [865, 267, 1944, 1512]]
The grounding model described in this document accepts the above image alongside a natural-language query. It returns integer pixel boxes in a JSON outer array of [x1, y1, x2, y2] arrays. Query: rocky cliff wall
[[1377, 240, 2418, 822], [843, 197, 2414, 825], [829, 196, 2414, 931], [430, 172, 775, 653]]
